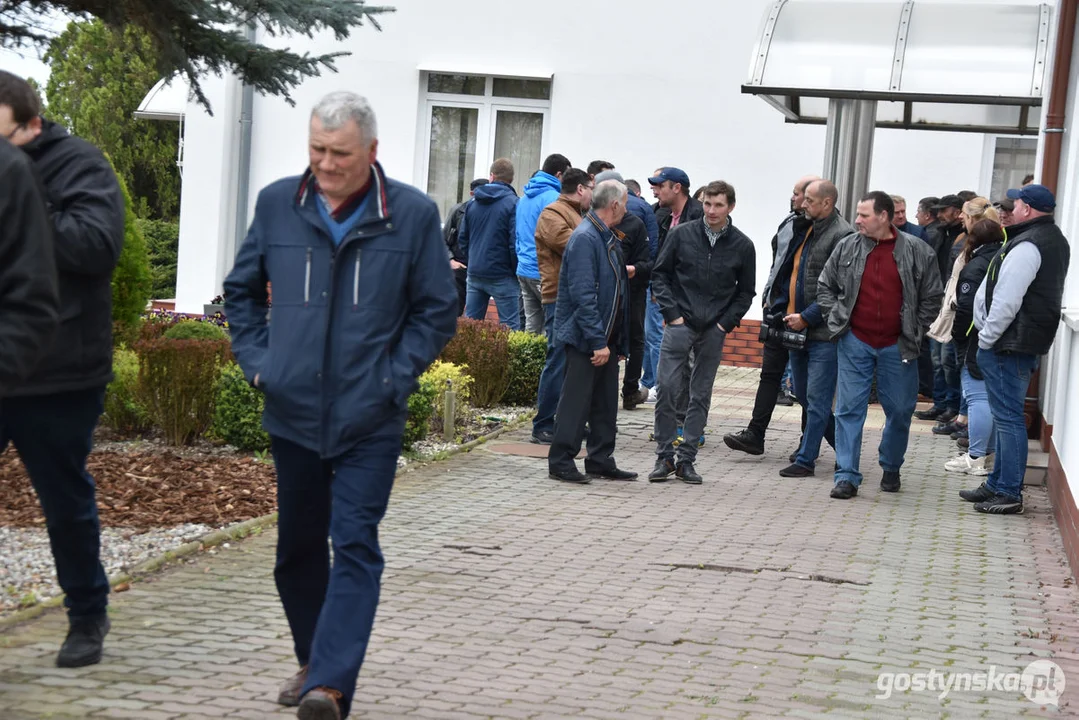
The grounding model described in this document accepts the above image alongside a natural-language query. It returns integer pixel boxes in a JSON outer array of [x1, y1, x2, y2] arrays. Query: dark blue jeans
[[834, 334, 918, 487], [464, 274, 521, 329], [979, 348, 1037, 500], [641, 296, 664, 389], [789, 340, 838, 470], [533, 303, 566, 436], [271, 416, 405, 718], [0, 387, 109, 619], [930, 339, 961, 413]]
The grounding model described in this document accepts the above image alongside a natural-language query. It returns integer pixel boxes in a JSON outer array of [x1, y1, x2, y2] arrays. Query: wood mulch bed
[[0, 447, 277, 530]]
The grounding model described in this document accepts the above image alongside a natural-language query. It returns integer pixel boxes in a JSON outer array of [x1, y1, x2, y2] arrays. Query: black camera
[[759, 313, 807, 351]]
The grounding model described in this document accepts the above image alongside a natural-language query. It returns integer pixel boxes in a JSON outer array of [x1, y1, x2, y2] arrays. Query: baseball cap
[[931, 194, 963, 211], [992, 197, 1015, 212], [1006, 183, 1056, 212], [647, 167, 690, 189]]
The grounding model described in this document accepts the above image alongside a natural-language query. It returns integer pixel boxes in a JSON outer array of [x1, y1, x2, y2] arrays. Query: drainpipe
[[1033, 0, 1077, 448], [232, 23, 256, 260], [1041, 0, 1077, 194]]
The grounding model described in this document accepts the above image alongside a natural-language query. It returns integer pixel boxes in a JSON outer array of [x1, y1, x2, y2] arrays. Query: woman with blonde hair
[[926, 198, 999, 440]]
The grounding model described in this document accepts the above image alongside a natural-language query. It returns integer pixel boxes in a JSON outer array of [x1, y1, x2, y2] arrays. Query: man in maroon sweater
[[817, 191, 943, 500]]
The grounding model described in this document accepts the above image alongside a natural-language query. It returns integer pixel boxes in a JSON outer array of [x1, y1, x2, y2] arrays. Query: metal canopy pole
[[822, 98, 877, 220]]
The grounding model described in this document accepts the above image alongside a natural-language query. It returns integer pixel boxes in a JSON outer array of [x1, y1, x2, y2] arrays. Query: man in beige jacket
[[532, 168, 593, 444]]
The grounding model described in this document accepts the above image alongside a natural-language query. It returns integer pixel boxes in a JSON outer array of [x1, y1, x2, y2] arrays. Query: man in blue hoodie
[[459, 158, 520, 328], [516, 154, 571, 334], [224, 91, 458, 720]]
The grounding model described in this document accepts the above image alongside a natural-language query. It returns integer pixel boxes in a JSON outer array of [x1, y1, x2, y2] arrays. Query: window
[[422, 72, 551, 221], [990, 138, 1037, 200]]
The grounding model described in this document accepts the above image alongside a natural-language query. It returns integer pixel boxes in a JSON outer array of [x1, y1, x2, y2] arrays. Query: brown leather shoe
[[276, 666, 307, 707], [297, 686, 343, 720]]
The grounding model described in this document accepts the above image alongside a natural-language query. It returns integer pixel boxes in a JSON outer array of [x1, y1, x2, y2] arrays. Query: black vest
[[984, 216, 1070, 356]]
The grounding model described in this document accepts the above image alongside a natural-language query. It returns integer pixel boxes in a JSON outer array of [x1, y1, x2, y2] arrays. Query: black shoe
[[789, 450, 798, 463], [723, 429, 764, 456], [957, 436, 970, 449], [914, 407, 944, 421], [549, 468, 590, 484], [974, 494, 1024, 515], [951, 427, 969, 441], [56, 614, 110, 668], [933, 421, 963, 436], [880, 470, 901, 493], [648, 458, 675, 482], [676, 461, 703, 485], [938, 408, 958, 424], [622, 388, 650, 411], [776, 389, 794, 407], [531, 430, 554, 445], [830, 481, 858, 499], [959, 482, 995, 503], [587, 466, 638, 481], [779, 462, 814, 478]]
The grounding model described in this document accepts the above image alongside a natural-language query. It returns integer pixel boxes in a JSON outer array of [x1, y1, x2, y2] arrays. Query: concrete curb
[[0, 413, 532, 631]]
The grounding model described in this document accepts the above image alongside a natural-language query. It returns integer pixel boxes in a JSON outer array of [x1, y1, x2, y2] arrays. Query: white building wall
[[175, 0, 1007, 315]]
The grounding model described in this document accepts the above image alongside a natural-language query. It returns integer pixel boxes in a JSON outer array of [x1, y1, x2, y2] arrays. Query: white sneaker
[[646, 387, 657, 403], [945, 453, 991, 476]]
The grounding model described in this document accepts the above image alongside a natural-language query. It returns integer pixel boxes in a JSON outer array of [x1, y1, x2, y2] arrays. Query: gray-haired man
[[225, 91, 458, 720]]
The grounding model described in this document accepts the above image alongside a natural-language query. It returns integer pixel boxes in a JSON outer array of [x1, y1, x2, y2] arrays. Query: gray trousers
[[518, 276, 545, 335], [654, 323, 726, 463]]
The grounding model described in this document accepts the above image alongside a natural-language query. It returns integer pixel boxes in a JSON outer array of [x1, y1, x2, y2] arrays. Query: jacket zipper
[[353, 250, 361, 308], [304, 248, 312, 306], [604, 239, 621, 339]]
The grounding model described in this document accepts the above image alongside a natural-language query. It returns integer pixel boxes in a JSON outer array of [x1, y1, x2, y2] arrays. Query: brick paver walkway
[[2, 368, 1078, 718]]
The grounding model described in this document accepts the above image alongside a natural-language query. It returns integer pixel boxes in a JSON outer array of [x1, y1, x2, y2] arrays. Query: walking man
[[0, 71, 124, 668], [818, 192, 942, 500], [547, 179, 636, 484], [225, 91, 457, 719], [649, 181, 756, 485]]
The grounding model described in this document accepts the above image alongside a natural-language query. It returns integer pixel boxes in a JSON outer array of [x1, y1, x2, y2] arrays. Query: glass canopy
[[742, 0, 1052, 135]]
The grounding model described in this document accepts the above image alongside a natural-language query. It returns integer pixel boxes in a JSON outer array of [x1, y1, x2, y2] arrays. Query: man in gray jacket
[[772, 180, 852, 477], [818, 191, 943, 500]]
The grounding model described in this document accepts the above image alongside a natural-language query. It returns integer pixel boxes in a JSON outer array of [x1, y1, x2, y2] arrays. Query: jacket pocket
[[266, 243, 329, 307]]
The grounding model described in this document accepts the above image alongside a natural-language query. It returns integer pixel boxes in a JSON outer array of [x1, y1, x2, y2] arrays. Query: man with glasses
[[0, 70, 125, 667]]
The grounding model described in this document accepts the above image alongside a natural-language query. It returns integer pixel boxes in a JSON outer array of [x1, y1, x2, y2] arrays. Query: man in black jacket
[[724, 174, 818, 458], [596, 170, 652, 410], [648, 181, 756, 485], [0, 71, 124, 668], [443, 178, 487, 315], [0, 137, 59, 394]]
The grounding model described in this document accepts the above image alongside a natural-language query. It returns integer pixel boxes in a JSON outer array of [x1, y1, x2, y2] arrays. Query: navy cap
[[1007, 183, 1056, 212], [647, 167, 690, 189]]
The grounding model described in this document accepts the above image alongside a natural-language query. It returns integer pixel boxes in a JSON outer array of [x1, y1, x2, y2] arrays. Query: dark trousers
[[271, 417, 405, 718], [621, 290, 647, 397], [654, 324, 726, 464], [747, 340, 790, 439], [453, 266, 467, 317], [917, 337, 933, 397], [548, 345, 619, 474], [533, 303, 566, 436], [0, 387, 109, 619]]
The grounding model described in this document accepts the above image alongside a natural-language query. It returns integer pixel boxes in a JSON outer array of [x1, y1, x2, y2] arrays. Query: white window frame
[[979, 134, 1039, 199], [418, 73, 552, 206]]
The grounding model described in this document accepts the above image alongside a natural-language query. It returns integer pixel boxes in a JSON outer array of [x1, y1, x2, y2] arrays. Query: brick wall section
[[486, 299, 764, 369], [1048, 443, 1079, 583]]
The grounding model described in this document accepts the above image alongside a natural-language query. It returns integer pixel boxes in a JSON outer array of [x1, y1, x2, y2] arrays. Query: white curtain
[[494, 111, 543, 196], [427, 106, 479, 222]]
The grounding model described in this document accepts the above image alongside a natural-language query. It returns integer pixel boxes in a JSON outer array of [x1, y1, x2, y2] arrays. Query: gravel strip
[[0, 523, 211, 617]]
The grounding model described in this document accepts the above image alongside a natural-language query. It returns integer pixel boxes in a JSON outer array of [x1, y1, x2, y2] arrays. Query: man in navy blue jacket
[[548, 179, 637, 484], [224, 91, 458, 720], [459, 158, 520, 328]]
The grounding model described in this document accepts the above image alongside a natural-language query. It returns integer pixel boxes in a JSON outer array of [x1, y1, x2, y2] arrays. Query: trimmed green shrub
[[138, 219, 179, 300], [421, 361, 473, 422], [135, 337, 232, 445], [502, 330, 547, 406], [102, 348, 150, 434], [211, 363, 269, 451], [439, 318, 511, 407], [111, 171, 152, 346], [403, 375, 438, 450], [163, 320, 229, 341]]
